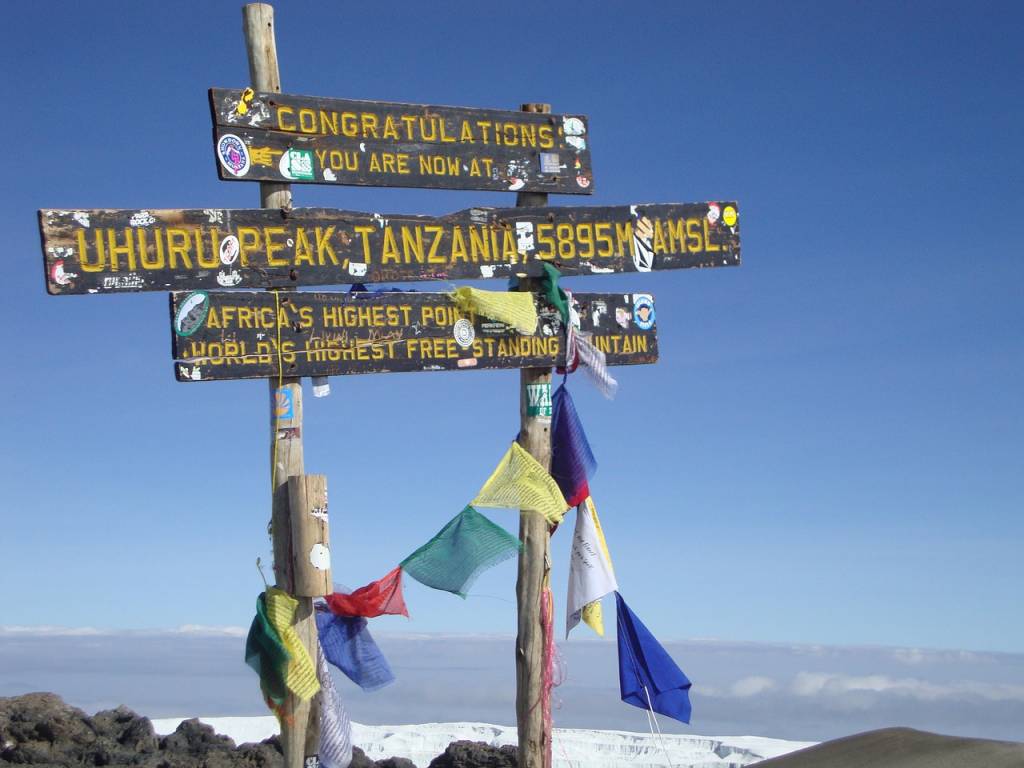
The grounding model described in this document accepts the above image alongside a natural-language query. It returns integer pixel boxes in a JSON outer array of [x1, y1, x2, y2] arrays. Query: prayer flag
[[540, 263, 570, 323], [472, 442, 569, 524], [316, 643, 353, 768], [325, 566, 409, 618], [400, 506, 521, 597], [450, 287, 538, 335], [615, 592, 692, 724], [550, 384, 597, 508], [264, 587, 321, 701], [566, 501, 618, 638], [244, 591, 290, 707], [575, 334, 618, 399], [315, 608, 395, 692]]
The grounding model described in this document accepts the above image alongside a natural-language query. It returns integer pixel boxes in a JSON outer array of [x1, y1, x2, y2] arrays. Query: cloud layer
[[1, 628, 1022, 743]]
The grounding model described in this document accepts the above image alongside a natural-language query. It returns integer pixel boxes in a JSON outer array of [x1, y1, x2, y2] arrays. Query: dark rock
[[426, 740, 518, 768], [159, 718, 237, 754], [0, 694, 284, 766], [92, 705, 158, 753], [347, 745, 376, 768], [376, 757, 417, 768]]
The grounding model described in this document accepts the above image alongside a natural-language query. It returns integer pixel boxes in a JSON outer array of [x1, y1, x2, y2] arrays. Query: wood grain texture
[[287, 475, 331, 598], [40, 202, 739, 295], [242, 5, 317, 767], [209, 88, 593, 194], [169, 290, 658, 381], [514, 102, 552, 768]]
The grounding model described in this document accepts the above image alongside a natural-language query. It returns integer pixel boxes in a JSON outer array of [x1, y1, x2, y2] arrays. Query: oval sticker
[[174, 291, 210, 337]]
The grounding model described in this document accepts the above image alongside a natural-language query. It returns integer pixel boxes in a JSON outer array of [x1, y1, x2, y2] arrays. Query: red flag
[[325, 566, 408, 618]]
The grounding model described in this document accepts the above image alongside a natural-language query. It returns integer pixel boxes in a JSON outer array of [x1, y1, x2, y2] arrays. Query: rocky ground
[[0, 693, 517, 767]]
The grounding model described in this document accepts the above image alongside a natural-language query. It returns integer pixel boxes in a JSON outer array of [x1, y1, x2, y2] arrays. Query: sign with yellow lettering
[[209, 88, 594, 194], [170, 291, 658, 381], [40, 203, 739, 295]]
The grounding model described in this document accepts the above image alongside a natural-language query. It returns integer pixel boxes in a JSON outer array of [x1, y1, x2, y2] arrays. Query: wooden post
[[288, 474, 332, 597], [242, 5, 320, 767], [515, 102, 553, 768]]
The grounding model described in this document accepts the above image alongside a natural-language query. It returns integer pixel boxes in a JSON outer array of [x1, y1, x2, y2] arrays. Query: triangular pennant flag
[[550, 384, 598, 508], [400, 506, 522, 597], [315, 608, 395, 692], [324, 566, 409, 618], [581, 601, 604, 636], [316, 643, 354, 768], [615, 592, 692, 724], [244, 591, 290, 707], [264, 587, 321, 701], [472, 442, 568, 524], [566, 500, 618, 638], [450, 287, 538, 335], [580, 496, 615, 636]]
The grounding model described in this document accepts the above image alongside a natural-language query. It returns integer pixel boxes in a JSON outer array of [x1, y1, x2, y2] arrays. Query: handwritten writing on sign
[[209, 88, 593, 194], [40, 203, 739, 295], [170, 291, 658, 382]]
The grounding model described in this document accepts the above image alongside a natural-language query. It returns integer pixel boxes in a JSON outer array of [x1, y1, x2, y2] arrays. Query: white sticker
[[348, 262, 367, 277], [219, 235, 240, 265], [309, 543, 331, 571], [216, 270, 242, 286], [217, 133, 251, 177], [563, 116, 586, 136], [453, 318, 475, 349]]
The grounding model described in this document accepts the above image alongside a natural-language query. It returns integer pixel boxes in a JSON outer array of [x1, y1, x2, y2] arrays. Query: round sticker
[[632, 294, 655, 331], [563, 116, 586, 136], [309, 543, 331, 571], [217, 134, 250, 177], [219, 235, 239, 265], [723, 205, 738, 227], [706, 203, 721, 224], [174, 291, 210, 337], [453, 318, 476, 348]]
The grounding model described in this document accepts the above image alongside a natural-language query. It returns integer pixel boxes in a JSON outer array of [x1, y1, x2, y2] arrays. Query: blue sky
[[2, 0, 1022, 680]]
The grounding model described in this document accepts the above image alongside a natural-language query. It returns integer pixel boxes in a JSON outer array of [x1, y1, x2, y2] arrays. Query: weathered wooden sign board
[[209, 88, 594, 194], [40, 203, 739, 294], [170, 290, 658, 381]]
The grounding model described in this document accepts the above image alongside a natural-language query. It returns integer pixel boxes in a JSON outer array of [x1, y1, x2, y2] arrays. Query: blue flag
[[315, 607, 395, 692], [550, 383, 598, 508], [615, 592, 692, 724]]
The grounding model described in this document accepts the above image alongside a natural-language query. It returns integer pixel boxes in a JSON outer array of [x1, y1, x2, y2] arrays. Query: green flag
[[244, 591, 290, 706], [401, 506, 522, 598]]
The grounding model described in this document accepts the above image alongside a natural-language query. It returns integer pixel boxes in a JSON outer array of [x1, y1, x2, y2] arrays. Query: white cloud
[[790, 672, 1024, 702], [730, 676, 777, 698], [0, 625, 247, 638]]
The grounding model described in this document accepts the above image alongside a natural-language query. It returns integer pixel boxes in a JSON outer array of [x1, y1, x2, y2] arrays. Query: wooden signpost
[[210, 88, 594, 194], [170, 290, 658, 381], [37, 4, 740, 767], [40, 202, 739, 295]]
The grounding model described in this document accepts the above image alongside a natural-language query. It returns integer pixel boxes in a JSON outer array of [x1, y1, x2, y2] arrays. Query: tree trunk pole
[[242, 5, 320, 767], [514, 102, 553, 768]]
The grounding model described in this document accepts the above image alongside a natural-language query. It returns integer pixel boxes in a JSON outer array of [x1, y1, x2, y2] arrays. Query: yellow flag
[[580, 497, 616, 636], [581, 601, 604, 636], [450, 287, 538, 335], [472, 442, 568, 524], [585, 496, 614, 572], [265, 587, 321, 701]]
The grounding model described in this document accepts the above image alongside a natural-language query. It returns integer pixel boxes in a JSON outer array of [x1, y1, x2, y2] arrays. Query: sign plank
[[41, 203, 739, 295], [209, 88, 594, 194], [170, 290, 658, 381]]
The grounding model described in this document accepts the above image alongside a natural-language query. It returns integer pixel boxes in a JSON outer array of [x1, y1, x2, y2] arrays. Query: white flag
[[317, 643, 353, 768], [566, 501, 618, 638]]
